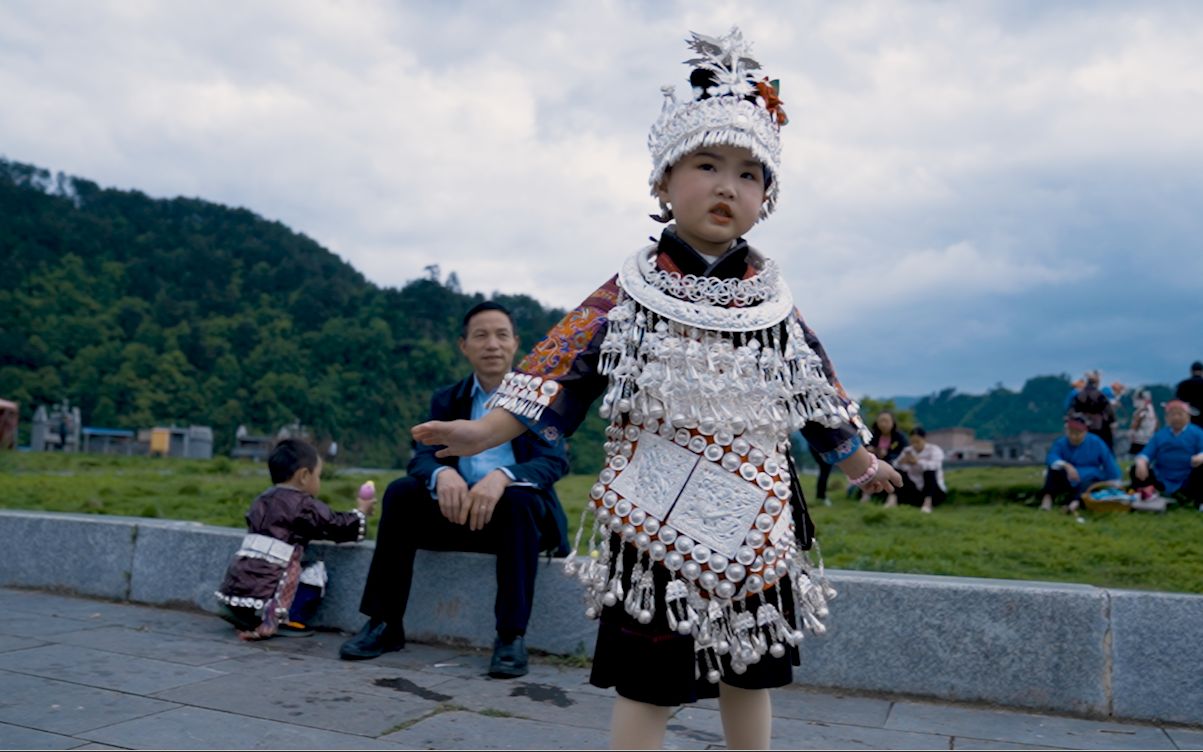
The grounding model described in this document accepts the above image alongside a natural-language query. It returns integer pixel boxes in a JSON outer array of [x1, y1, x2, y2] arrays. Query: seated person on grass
[[215, 439, 375, 639], [886, 426, 946, 514], [855, 410, 908, 501], [1131, 400, 1203, 510], [1039, 413, 1121, 512]]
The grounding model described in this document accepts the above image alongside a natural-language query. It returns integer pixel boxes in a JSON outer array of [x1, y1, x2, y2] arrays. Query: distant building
[[993, 431, 1060, 463], [82, 427, 138, 455], [927, 427, 995, 460], [142, 426, 214, 459], [30, 402, 80, 452], [231, 425, 273, 462]]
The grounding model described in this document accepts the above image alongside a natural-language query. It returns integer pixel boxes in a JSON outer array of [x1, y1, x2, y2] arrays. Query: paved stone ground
[[0, 588, 1199, 750]]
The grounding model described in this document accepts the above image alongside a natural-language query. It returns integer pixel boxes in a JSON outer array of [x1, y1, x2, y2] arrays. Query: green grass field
[[2, 452, 1200, 594]]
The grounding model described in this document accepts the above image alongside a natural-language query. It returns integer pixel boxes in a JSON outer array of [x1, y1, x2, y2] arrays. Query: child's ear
[[654, 177, 670, 203]]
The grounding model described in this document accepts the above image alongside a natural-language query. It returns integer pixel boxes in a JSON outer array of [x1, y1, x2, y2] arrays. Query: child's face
[[656, 145, 766, 255]]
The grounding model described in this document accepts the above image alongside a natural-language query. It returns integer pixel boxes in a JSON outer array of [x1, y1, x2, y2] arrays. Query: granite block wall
[[2, 510, 1199, 726]]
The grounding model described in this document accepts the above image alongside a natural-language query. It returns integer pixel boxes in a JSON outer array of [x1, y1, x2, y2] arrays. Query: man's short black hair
[[269, 438, 320, 484], [909, 426, 926, 438], [1192, 361, 1203, 373], [461, 301, 515, 338]]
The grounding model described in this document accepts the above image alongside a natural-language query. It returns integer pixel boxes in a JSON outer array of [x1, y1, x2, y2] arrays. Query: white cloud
[[3, 0, 1202, 397]]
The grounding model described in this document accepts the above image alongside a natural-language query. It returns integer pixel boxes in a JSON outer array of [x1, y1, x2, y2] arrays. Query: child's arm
[[837, 447, 902, 495], [301, 496, 369, 544], [411, 408, 526, 458]]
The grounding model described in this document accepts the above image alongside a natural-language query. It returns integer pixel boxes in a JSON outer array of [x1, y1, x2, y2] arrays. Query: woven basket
[[1082, 481, 1132, 513]]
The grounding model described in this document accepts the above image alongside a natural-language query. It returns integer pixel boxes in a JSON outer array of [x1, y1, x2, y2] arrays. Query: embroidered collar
[[658, 227, 750, 279]]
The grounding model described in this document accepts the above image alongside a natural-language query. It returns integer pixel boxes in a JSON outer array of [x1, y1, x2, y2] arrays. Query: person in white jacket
[[886, 426, 946, 514]]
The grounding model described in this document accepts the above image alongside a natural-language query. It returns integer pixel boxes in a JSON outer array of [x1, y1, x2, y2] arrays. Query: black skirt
[[588, 537, 802, 707]]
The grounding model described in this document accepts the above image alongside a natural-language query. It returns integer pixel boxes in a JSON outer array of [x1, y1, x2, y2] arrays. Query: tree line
[[0, 158, 1170, 468], [0, 158, 610, 468]]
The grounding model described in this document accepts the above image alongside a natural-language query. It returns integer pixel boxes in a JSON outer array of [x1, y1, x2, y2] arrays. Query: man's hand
[[1134, 459, 1149, 481], [1064, 464, 1080, 484], [1191, 453, 1203, 468], [435, 469, 471, 525], [467, 469, 511, 531]]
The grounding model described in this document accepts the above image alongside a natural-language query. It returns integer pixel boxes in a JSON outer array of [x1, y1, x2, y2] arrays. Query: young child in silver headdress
[[414, 27, 900, 749]]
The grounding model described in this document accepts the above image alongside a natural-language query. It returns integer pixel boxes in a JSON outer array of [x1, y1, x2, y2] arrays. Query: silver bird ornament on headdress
[[647, 27, 787, 219]]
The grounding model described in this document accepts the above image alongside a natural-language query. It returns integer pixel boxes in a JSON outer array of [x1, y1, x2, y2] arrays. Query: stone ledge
[[0, 509, 1198, 727]]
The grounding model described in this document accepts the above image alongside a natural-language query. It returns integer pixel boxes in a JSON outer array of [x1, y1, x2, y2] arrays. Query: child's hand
[[357, 480, 376, 516], [412, 419, 488, 458], [863, 462, 903, 495]]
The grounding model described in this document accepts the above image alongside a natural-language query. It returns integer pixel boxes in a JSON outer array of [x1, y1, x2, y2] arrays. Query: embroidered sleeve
[[300, 497, 366, 544], [816, 435, 861, 465], [489, 277, 621, 443]]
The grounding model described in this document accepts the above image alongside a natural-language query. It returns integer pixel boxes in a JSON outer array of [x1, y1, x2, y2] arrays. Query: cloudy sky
[[3, 0, 1202, 399]]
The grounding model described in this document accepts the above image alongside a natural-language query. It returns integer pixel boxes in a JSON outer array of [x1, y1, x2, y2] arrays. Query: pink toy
[[358, 480, 376, 500]]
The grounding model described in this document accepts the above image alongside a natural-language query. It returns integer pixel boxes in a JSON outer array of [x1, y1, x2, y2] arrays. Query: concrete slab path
[[0, 588, 1197, 750]]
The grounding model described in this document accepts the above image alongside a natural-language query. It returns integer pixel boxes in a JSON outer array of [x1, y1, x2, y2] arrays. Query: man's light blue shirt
[[428, 376, 522, 494]]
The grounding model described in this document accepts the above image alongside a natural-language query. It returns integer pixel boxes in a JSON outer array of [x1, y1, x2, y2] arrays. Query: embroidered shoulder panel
[[516, 276, 619, 381]]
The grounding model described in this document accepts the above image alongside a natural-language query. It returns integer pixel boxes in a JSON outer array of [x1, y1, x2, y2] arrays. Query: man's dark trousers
[[358, 476, 551, 637]]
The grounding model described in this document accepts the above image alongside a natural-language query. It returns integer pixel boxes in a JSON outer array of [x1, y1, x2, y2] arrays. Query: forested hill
[[909, 378, 1174, 440], [1, 158, 1173, 467], [0, 158, 581, 467]]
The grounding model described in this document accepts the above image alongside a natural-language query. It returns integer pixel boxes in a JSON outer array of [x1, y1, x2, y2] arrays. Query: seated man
[[1131, 400, 1203, 510], [1039, 413, 1121, 512], [886, 426, 946, 513], [339, 302, 570, 678]]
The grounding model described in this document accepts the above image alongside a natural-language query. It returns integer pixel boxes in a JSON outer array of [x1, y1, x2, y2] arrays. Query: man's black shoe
[[488, 635, 528, 678], [339, 618, 405, 660]]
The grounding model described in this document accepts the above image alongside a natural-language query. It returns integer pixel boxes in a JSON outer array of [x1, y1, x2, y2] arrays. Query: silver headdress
[[648, 28, 788, 219]]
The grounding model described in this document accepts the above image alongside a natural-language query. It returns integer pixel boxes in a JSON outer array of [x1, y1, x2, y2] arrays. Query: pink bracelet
[[849, 455, 879, 488]]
